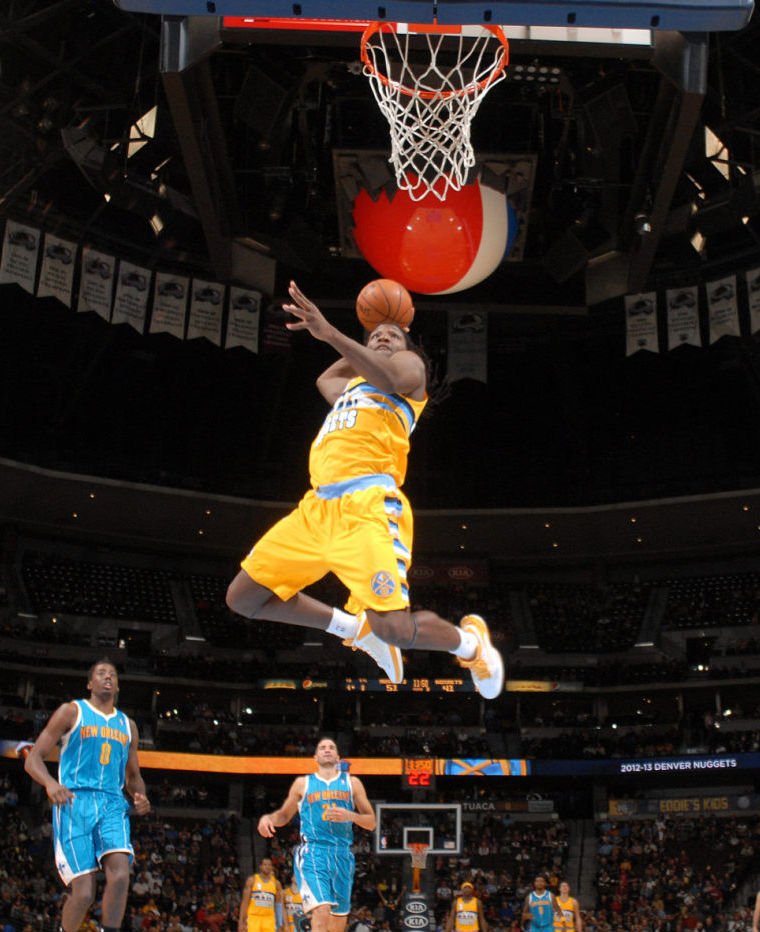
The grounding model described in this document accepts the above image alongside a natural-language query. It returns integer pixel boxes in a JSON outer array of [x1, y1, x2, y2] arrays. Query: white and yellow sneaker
[[344, 612, 404, 684], [457, 614, 504, 699]]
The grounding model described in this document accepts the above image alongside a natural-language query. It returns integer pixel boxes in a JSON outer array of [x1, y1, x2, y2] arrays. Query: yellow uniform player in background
[[553, 882, 583, 932], [445, 881, 489, 932], [239, 858, 284, 932], [284, 874, 304, 932]]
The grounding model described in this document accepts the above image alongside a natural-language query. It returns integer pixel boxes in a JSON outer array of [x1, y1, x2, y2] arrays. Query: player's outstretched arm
[[283, 280, 425, 396], [24, 702, 77, 805], [126, 719, 150, 815], [258, 776, 305, 837]]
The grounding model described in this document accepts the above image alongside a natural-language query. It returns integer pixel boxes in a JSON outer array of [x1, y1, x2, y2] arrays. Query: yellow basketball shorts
[[240, 481, 413, 614], [247, 915, 276, 932]]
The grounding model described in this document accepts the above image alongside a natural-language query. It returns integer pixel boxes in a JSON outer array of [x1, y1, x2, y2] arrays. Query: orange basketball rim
[[360, 22, 510, 100]]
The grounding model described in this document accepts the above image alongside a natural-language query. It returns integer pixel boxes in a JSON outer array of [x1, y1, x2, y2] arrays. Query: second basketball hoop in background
[[356, 278, 415, 331]]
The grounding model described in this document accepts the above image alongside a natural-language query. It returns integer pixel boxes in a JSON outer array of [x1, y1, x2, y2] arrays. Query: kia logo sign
[[404, 918, 429, 928], [410, 566, 435, 579], [406, 903, 426, 914], [447, 566, 474, 580]]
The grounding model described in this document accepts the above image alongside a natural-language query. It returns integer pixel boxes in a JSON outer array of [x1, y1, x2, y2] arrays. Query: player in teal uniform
[[258, 737, 375, 932], [523, 876, 561, 932], [25, 659, 150, 932]]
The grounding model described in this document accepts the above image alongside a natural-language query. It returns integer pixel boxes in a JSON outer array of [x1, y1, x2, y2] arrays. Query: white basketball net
[[361, 23, 509, 202], [408, 843, 430, 869]]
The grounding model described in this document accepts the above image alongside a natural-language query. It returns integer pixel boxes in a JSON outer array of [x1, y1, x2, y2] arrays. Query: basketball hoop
[[408, 842, 430, 869], [361, 22, 509, 202], [407, 842, 430, 894]]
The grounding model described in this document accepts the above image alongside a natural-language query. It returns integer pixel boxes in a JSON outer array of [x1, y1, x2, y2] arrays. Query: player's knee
[[226, 573, 268, 618], [107, 862, 130, 888], [367, 611, 411, 647], [69, 877, 96, 910]]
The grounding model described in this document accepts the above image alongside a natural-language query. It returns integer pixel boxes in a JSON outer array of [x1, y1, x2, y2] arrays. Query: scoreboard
[[344, 677, 469, 693]]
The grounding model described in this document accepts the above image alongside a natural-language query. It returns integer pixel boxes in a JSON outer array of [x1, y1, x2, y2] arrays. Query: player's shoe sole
[[457, 614, 504, 699], [344, 612, 404, 684]]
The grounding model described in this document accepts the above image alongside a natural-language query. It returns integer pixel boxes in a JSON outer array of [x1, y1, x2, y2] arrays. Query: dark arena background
[[3, 1, 760, 932]]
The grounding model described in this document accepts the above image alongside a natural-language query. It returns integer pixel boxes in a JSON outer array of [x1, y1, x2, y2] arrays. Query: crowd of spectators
[[125, 812, 241, 932], [3, 763, 760, 932], [593, 815, 760, 931], [0, 771, 242, 932]]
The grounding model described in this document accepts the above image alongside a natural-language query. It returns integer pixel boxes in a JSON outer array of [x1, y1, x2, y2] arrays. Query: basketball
[[356, 278, 415, 331]]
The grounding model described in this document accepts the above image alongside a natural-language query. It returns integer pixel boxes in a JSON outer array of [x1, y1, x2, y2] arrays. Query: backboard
[[112, 2, 755, 33], [375, 803, 462, 856]]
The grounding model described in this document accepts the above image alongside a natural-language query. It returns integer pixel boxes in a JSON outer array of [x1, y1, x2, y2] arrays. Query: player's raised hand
[[258, 814, 278, 837], [133, 792, 151, 815], [282, 281, 334, 342], [46, 781, 75, 806]]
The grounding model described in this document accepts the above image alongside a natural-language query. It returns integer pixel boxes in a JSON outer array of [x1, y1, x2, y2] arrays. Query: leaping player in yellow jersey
[[553, 883, 582, 932], [284, 875, 304, 932], [445, 881, 489, 932], [239, 858, 284, 932], [226, 280, 504, 699]]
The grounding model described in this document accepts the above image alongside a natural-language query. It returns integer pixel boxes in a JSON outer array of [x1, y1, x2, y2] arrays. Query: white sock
[[326, 608, 360, 640], [450, 629, 479, 660]]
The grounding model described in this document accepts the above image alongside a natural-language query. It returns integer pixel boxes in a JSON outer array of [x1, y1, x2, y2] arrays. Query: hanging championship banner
[[112, 260, 151, 333], [78, 248, 115, 321], [225, 286, 261, 352], [707, 274, 740, 344], [187, 278, 225, 345], [150, 271, 189, 339], [0, 221, 40, 294], [624, 292, 658, 356], [37, 233, 77, 307], [666, 285, 701, 349], [448, 309, 487, 383], [746, 267, 760, 335]]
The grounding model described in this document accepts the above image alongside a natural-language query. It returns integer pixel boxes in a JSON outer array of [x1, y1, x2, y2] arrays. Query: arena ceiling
[[2, 0, 760, 309]]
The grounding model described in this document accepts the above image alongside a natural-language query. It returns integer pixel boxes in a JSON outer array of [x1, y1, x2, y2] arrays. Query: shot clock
[[403, 758, 436, 792]]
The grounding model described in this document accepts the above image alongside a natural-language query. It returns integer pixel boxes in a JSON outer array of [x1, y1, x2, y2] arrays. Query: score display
[[344, 677, 470, 692], [402, 758, 436, 791]]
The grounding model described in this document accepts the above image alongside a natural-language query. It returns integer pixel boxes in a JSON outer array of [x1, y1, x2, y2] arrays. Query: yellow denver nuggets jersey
[[554, 896, 577, 931], [247, 874, 278, 920], [453, 896, 480, 932], [284, 887, 303, 932], [309, 376, 427, 489]]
